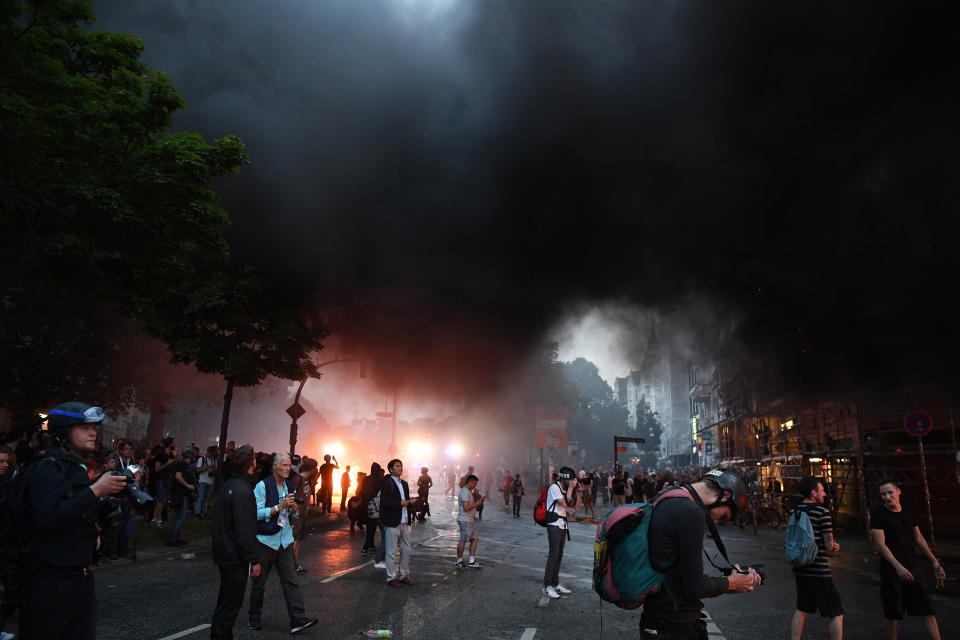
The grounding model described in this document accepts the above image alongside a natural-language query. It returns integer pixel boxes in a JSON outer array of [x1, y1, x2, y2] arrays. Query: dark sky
[[93, 1, 959, 396]]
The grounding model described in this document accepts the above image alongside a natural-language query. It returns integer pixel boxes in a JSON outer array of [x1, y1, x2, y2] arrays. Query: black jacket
[[212, 472, 261, 567], [25, 448, 99, 568], [379, 475, 411, 527]]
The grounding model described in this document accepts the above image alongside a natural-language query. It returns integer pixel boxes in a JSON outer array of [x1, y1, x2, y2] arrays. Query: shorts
[[457, 519, 477, 542], [880, 567, 935, 619], [155, 484, 170, 501], [291, 513, 306, 541], [794, 574, 844, 618]]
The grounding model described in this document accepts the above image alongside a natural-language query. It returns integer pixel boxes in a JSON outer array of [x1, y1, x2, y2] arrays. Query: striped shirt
[[792, 503, 832, 577]]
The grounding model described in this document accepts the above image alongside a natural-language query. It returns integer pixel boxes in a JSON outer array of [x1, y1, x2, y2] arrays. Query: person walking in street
[[195, 445, 217, 519], [870, 478, 943, 640], [790, 477, 844, 640], [381, 459, 417, 587], [340, 465, 352, 512], [641, 469, 760, 639], [248, 453, 318, 634], [456, 474, 485, 568], [211, 444, 261, 640], [502, 471, 512, 506], [317, 454, 339, 514], [416, 466, 432, 521], [510, 472, 524, 517], [360, 462, 385, 559], [18, 402, 127, 640], [541, 467, 581, 599], [167, 448, 197, 547], [446, 468, 456, 498], [291, 457, 317, 574], [152, 436, 176, 527]]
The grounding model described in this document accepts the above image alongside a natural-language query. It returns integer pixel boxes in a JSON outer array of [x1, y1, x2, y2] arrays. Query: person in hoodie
[[361, 463, 385, 562], [211, 444, 261, 640]]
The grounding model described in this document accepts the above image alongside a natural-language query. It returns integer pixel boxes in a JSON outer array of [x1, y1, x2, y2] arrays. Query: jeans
[[211, 563, 248, 639], [543, 525, 566, 587], [512, 495, 522, 516], [384, 525, 411, 582], [248, 543, 307, 626], [168, 499, 188, 542], [197, 482, 213, 517], [375, 522, 386, 563], [363, 517, 379, 550]]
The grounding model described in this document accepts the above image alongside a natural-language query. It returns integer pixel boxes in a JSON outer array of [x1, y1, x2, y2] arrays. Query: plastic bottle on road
[[364, 631, 392, 638]]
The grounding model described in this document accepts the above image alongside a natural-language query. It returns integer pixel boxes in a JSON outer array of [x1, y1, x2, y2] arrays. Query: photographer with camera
[[541, 467, 581, 599], [167, 448, 198, 547], [248, 453, 318, 634], [640, 469, 761, 640], [18, 402, 127, 640]]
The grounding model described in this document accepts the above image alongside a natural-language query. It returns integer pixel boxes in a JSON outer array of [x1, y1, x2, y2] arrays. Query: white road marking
[[156, 624, 211, 640], [520, 628, 537, 640], [538, 595, 551, 607], [320, 560, 373, 583]]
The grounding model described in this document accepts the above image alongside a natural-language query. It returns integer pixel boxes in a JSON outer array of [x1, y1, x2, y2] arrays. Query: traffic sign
[[904, 410, 934, 437], [286, 402, 306, 421]]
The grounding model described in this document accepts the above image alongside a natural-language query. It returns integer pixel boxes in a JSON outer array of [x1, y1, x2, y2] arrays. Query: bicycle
[[735, 496, 783, 531]]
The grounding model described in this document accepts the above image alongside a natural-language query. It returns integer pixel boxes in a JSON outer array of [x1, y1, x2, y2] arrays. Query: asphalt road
[[66, 497, 960, 639]]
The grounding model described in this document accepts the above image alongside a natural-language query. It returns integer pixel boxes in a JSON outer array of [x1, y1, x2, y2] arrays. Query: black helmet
[[47, 402, 107, 446], [701, 469, 747, 516], [557, 466, 576, 480]]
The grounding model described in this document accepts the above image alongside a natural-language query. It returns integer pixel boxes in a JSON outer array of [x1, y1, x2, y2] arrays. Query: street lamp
[[286, 358, 364, 455]]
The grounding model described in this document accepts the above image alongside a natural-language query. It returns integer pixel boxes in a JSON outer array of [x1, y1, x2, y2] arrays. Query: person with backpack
[[540, 467, 582, 599], [456, 474, 485, 568], [360, 462, 385, 559], [195, 445, 217, 519], [789, 477, 843, 640], [640, 469, 761, 640], [15, 402, 127, 640]]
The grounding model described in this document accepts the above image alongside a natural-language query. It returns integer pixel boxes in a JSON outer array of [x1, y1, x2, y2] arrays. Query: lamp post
[[286, 358, 364, 455]]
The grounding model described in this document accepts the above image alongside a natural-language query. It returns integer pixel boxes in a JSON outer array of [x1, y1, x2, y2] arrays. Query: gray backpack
[[785, 507, 819, 567]]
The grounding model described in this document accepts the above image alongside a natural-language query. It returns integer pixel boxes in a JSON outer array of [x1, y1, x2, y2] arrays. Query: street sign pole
[[918, 435, 935, 546]]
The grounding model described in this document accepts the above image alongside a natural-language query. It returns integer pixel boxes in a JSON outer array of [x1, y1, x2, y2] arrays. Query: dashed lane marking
[[156, 624, 211, 640], [538, 596, 551, 607], [520, 628, 537, 640]]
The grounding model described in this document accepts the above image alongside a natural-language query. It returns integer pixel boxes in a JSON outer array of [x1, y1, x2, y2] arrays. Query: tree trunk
[[215, 377, 235, 493]]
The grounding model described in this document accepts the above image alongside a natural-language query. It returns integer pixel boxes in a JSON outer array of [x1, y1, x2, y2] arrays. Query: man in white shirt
[[195, 445, 217, 519], [381, 459, 418, 587], [541, 466, 582, 599]]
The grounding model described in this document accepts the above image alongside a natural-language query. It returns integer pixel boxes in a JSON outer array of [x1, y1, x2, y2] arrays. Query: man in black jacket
[[641, 470, 761, 640], [211, 444, 261, 640], [19, 402, 127, 640], [381, 459, 418, 587]]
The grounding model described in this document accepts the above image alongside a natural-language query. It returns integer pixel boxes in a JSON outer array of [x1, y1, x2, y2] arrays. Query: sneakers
[[246, 621, 263, 631], [295, 565, 307, 574], [455, 560, 464, 569], [555, 584, 571, 594], [360, 548, 369, 556], [290, 617, 318, 634], [541, 585, 560, 599], [0, 631, 14, 640], [373, 561, 386, 569], [466, 560, 481, 569]]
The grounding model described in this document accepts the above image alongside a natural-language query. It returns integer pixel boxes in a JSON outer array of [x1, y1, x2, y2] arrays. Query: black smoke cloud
[[93, 0, 959, 395]]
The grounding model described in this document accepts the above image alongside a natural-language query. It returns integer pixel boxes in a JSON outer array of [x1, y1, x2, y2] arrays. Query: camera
[[293, 496, 305, 505], [110, 466, 153, 504], [722, 563, 766, 585]]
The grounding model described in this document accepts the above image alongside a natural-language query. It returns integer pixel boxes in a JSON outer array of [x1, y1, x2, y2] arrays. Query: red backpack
[[533, 483, 561, 527]]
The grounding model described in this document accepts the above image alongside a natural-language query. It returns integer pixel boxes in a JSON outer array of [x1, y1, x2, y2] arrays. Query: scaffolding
[[698, 393, 960, 536]]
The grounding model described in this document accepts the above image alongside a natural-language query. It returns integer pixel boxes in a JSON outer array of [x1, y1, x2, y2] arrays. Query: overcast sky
[[93, 1, 959, 397]]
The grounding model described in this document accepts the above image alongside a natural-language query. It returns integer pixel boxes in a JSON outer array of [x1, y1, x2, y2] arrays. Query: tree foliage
[[0, 1, 324, 433], [562, 357, 628, 468], [634, 398, 662, 467]]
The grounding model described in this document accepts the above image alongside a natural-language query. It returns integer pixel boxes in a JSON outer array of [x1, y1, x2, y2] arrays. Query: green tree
[[0, 0, 248, 419], [634, 399, 662, 467], [148, 271, 329, 486], [562, 357, 629, 468]]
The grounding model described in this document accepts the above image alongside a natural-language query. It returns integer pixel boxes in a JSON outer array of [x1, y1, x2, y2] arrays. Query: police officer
[[19, 402, 126, 640]]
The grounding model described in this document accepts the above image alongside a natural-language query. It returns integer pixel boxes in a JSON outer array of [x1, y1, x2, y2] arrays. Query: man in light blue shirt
[[247, 453, 318, 635]]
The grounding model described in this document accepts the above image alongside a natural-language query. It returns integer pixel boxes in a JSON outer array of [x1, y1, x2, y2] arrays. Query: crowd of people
[[0, 405, 948, 640]]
